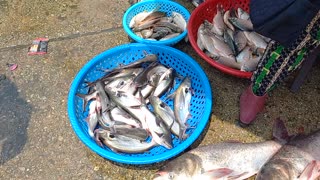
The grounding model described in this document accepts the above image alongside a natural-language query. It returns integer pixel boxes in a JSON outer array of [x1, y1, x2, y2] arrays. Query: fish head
[[180, 78, 191, 91], [153, 154, 202, 180], [256, 160, 292, 180]]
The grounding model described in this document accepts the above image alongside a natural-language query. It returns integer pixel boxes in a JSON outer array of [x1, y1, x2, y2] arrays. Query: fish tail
[[272, 117, 290, 144]]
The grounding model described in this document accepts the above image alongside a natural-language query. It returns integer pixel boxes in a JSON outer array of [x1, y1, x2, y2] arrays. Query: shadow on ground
[[0, 75, 32, 164]]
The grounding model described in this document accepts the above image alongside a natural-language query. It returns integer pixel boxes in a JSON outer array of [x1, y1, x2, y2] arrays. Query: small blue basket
[[67, 43, 212, 165], [123, 0, 190, 46]]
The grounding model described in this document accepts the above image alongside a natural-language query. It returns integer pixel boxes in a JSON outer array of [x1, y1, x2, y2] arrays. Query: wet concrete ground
[[0, 0, 319, 179]]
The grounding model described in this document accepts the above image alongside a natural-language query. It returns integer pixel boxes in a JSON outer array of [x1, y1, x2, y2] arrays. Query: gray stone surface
[[0, 0, 319, 179]]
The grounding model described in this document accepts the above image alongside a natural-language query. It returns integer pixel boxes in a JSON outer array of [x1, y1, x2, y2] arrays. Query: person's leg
[[239, 11, 320, 126], [253, 13, 320, 96]]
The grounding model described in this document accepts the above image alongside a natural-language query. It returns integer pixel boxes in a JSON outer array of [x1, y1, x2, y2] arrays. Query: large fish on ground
[[256, 128, 320, 180], [153, 118, 289, 180]]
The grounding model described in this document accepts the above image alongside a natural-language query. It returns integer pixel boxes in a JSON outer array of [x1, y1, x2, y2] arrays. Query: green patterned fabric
[[251, 12, 320, 96]]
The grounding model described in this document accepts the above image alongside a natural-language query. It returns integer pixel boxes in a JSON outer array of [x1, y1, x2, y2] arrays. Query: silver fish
[[114, 54, 158, 70], [102, 67, 144, 82], [110, 107, 141, 128], [159, 16, 173, 23], [200, 28, 234, 58], [96, 130, 156, 153], [160, 33, 181, 41], [96, 81, 112, 113], [212, 4, 226, 36], [95, 97, 114, 127], [152, 68, 174, 98], [172, 11, 186, 31], [138, 11, 166, 27], [151, 30, 169, 40], [95, 126, 148, 142], [130, 11, 153, 28], [229, 17, 253, 31], [86, 100, 99, 138], [223, 10, 235, 31], [198, 30, 220, 56], [237, 8, 250, 20], [169, 77, 192, 140], [104, 87, 142, 109], [155, 21, 183, 33], [105, 75, 135, 92], [154, 141, 283, 180], [236, 46, 252, 63], [153, 26, 173, 34], [154, 119, 289, 180], [203, 19, 216, 34], [147, 66, 167, 86], [206, 31, 234, 57], [244, 31, 267, 50], [256, 126, 320, 180], [150, 96, 181, 138], [213, 55, 241, 70], [197, 24, 205, 50], [224, 29, 237, 55], [241, 55, 261, 72], [141, 29, 153, 38], [126, 104, 173, 149], [134, 62, 162, 87], [96, 108, 114, 129], [234, 31, 247, 52], [140, 84, 155, 99], [133, 18, 161, 32]]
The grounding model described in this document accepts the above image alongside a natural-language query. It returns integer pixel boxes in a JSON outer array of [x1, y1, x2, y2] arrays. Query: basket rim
[[187, 0, 253, 79], [122, 0, 191, 46], [67, 43, 213, 165]]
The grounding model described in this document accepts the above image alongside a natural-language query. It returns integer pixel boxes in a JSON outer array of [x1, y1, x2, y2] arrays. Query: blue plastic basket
[[123, 0, 190, 46], [67, 43, 212, 165]]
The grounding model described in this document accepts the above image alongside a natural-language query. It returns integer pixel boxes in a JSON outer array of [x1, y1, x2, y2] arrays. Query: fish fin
[[272, 117, 290, 144], [83, 81, 93, 88], [227, 172, 251, 180], [165, 92, 176, 100], [175, 74, 184, 81], [178, 125, 187, 140], [76, 93, 89, 112], [94, 129, 104, 147], [187, 113, 192, 120], [202, 168, 233, 179], [298, 160, 320, 180]]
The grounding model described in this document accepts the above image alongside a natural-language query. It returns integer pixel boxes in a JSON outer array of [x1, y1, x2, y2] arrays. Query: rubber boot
[[239, 85, 268, 127]]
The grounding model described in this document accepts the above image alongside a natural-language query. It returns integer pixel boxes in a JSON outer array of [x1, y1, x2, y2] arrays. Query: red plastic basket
[[188, 0, 252, 79]]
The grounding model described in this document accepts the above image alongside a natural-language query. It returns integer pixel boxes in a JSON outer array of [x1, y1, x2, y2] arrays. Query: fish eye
[[109, 134, 115, 138], [168, 173, 174, 179], [160, 102, 165, 108], [184, 88, 189, 93]]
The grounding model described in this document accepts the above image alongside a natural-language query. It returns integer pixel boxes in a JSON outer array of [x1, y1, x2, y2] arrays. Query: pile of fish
[[197, 5, 271, 72], [129, 9, 187, 41], [154, 118, 320, 180], [77, 54, 193, 153]]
